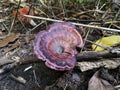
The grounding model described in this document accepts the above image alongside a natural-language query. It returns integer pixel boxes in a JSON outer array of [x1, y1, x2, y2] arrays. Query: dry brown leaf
[[88, 71, 115, 90], [0, 33, 20, 47], [3, 40, 20, 52]]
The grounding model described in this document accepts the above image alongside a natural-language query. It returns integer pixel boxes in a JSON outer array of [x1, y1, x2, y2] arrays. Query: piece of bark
[[0, 55, 15, 66], [76, 59, 120, 72]]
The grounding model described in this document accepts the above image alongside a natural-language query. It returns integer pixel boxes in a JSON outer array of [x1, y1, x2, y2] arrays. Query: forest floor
[[0, 0, 120, 90]]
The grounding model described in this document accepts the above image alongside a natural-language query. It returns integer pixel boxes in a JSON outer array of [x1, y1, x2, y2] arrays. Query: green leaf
[[77, 0, 84, 3]]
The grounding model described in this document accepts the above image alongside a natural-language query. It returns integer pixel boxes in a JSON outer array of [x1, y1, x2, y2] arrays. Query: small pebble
[[72, 73, 80, 82]]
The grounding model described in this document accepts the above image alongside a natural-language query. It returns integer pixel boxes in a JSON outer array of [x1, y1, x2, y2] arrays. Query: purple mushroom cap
[[33, 22, 83, 71]]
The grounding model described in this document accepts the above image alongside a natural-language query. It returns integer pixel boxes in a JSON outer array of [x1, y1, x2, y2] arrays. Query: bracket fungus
[[33, 22, 83, 71]]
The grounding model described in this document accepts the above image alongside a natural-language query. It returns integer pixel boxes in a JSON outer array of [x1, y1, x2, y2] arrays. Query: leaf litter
[[0, 0, 120, 90]]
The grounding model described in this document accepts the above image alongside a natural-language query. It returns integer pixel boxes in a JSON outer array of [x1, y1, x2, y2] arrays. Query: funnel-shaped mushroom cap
[[33, 22, 83, 71]]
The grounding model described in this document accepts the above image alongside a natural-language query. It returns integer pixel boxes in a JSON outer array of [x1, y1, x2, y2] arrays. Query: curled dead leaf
[[88, 71, 115, 90]]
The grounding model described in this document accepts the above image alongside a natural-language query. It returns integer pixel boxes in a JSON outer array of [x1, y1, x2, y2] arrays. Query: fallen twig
[[77, 48, 120, 61], [24, 15, 120, 32]]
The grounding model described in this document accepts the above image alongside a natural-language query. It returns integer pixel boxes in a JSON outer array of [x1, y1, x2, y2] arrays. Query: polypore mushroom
[[33, 22, 83, 71]]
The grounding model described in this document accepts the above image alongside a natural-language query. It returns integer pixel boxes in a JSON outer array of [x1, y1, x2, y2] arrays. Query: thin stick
[[9, 0, 21, 33], [85, 39, 112, 50], [24, 15, 120, 32]]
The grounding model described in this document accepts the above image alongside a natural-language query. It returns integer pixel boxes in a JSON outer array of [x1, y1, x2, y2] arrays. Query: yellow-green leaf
[[92, 35, 120, 51]]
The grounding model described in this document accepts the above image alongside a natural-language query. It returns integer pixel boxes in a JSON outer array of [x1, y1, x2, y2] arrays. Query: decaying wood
[[20, 49, 120, 72], [76, 48, 120, 71], [76, 49, 120, 61], [0, 55, 15, 66], [0, 32, 119, 72], [76, 59, 120, 72], [9, 48, 120, 65], [0, 47, 119, 73]]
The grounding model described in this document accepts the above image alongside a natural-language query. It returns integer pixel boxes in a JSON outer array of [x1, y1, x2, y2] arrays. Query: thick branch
[[0, 49, 120, 66], [18, 49, 120, 65], [0, 49, 119, 73], [76, 49, 120, 61]]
